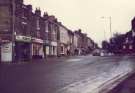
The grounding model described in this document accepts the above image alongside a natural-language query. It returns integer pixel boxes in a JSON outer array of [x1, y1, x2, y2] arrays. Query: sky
[[24, 0, 135, 46]]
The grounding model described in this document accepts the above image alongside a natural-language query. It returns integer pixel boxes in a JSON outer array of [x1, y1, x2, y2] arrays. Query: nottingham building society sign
[[16, 35, 31, 42]]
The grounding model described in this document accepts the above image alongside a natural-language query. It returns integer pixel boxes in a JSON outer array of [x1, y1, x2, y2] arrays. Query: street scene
[[1, 0, 135, 93], [0, 55, 135, 93]]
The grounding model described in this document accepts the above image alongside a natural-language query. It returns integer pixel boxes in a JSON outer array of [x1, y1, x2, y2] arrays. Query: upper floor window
[[0, 6, 10, 32], [21, 23, 27, 35], [37, 31, 40, 38], [36, 19, 40, 30], [48, 22, 51, 31], [45, 21, 48, 32]]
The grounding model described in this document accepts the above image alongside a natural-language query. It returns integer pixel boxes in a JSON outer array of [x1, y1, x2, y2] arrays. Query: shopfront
[[32, 38, 44, 59], [43, 40, 50, 57], [1, 41, 13, 62], [0, 35, 13, 62], [59, 43, 67, 56], [50, 41, 57, 56], [15, 35, 31, 62]]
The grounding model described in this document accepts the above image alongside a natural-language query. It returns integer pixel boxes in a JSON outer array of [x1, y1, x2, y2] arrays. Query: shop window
[[53, 46, 55, 54], [46, 46, 49, 55], [61, 46, 64, 52]]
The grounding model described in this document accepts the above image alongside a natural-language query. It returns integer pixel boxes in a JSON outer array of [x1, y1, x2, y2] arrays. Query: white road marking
[[66, 59, 83, 62]]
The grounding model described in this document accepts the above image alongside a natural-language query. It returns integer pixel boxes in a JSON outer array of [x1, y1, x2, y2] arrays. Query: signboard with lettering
[[51, 41, 57, 46], [0, 34, 12, 43], [16, 35, 31, 42], [1, 42, 12, 62], [32, 38, 44, 43]]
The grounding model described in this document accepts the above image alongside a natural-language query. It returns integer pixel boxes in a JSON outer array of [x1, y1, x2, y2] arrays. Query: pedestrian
[[67, 50, 70, 56]]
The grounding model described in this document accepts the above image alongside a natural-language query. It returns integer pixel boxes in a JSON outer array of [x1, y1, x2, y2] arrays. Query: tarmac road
[[0, 55, 135, 93]]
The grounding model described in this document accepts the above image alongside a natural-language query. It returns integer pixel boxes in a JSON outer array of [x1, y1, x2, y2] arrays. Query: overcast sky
[[24, 0, 135, 46]]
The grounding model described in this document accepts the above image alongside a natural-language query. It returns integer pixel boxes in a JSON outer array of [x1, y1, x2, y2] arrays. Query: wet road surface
[[0, 55, 135, 93], [108, 66, 135, 93]]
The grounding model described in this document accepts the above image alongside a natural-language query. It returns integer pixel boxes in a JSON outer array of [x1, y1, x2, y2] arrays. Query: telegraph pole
[[109, 16, 112, 38], [12, 0, 15, 62], [101, 17, 107, 41], [101, 16, 112, 39]]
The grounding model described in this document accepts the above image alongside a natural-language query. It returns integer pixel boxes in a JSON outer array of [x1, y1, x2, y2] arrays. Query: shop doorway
[[15, 42, 31, 62]]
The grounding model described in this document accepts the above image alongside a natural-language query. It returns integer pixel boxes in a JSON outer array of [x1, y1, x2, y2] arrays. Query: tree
[[109, 33, 125, 54], [102, 40, 109, 50]]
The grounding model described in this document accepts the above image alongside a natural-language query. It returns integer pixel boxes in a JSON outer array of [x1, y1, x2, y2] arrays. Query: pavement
[[0, 55, 135, 93], [108, 69, 135, 93]]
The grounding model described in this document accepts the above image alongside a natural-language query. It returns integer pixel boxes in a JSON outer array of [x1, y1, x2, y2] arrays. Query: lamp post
[[101, 16, 112, 39]]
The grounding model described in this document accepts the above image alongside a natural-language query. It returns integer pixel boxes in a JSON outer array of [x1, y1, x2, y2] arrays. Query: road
[[0, 55, 135, 93]]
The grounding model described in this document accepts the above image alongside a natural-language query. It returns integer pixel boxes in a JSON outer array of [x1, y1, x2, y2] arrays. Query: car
[[92, 49, 100, 56]]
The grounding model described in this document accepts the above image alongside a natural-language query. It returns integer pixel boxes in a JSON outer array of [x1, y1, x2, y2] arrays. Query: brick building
[[73, 29, 96, 55], [58, 22, 71, 56], [0, 0, 97, 62], [44, 15, 59, 57]]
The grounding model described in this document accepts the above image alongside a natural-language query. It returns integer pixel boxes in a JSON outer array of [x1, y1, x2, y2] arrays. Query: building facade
[[67, 30, 74, 55], [0, 0, 97, 62], [43, 14, 59, 57], [0, 0, 33, 62], [58, 23, 70, 56], [31, 8, 44, 59]]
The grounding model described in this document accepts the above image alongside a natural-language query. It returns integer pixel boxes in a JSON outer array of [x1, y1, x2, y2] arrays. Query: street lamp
[[101, 16, 112, 39]]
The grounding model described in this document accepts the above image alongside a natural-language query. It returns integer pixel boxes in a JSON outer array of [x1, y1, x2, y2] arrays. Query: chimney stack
[[35, 7, 41, 16]]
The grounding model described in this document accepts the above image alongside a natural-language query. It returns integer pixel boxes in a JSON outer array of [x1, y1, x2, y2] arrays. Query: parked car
[[100, 50, 108, 56], [92, 49, 100, 56]]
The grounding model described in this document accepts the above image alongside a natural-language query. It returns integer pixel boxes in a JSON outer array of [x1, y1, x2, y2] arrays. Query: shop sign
[[32, 38, 43, 44], [1, 42, 12, 62], [51, 41, 57, 46], [16, 35, 31, 42], [1, 40, 10, 43], [0, 34, 12, 43]]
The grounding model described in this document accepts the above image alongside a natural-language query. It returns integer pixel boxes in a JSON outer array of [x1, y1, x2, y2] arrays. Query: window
[[21, 23, 27, 35], [0, 6, 10, 32], [37, 31, 40, 38], [45, 21, 48, 32], [61, 46, 63, 52], [36, 19, 40, 30], [46, 46, 49, 55], [48, 22, 51, 31]]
